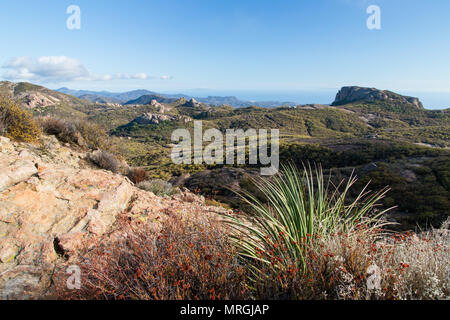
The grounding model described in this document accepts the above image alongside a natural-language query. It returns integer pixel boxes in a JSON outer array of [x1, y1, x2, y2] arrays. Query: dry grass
[[89, 149, 121, 173], [75, 119, 112, 151], [38, 116, 82, 146], [55, 214, 248, 300], [127, 167, 150, 184], [0, 107, 7, 135], [136, 179, 176, 196], [38, 115, 116, 152], [251, 220, 449, 300], [53, 215, 449, 300]]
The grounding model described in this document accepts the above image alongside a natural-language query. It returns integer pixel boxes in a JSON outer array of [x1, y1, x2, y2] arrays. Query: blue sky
[[1, 0, 449, 108]]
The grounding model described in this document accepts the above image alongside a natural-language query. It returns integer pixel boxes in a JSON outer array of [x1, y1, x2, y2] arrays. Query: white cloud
[[115, 72, 149, 80], [160, 75, 173, 80], [1, 56, 156, 82]]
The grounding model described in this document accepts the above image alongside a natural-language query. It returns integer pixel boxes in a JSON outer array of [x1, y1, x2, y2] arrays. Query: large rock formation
[[185, 98, 201, 108], [129, 112, 192, 125], [0, 135, 226, 299], [131, 112, 176, 125], [332, 86, 423, 109]]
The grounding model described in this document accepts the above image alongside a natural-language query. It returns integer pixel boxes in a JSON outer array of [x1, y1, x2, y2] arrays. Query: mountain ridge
[[55, 87, 297, 108]]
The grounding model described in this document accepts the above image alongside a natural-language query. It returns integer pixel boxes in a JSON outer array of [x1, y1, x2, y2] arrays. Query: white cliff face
[[0, 135, 226, 299], [332, 86, 423, 109]]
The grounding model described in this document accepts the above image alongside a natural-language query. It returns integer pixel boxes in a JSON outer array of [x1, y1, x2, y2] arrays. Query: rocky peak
[[150, 99, 172, 114], [150, 99, 162, 107], [186, 98, 201, 108], [332, 86, 423, 109]]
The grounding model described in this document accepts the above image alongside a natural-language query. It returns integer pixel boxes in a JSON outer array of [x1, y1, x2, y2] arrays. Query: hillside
[[1, 81, 448, 230], [0, 81, 86, 108], [0, 134, 225, 299], [0, 81, 90, 118], [56, 87, 297, 108], [124, 94, 178, 105], [0, 82, 449, 301], [56, 88, 158, 104]]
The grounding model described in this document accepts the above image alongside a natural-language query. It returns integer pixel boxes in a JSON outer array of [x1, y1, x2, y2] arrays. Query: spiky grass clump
[[226, 164, 392, 280]]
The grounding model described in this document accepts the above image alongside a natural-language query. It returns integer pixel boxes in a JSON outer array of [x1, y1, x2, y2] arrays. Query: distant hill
[[56, 87, 297, 108], [78, 94, 122, 104], [332, 86, 424, 109], [194, 96, 296, 108], [124, 94, 179, 105], [0, 81, 86, 109], [56, 88, 159, 104], [2, 80, 448, 232]]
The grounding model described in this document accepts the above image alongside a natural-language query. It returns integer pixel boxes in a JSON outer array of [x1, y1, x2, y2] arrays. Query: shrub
[[89, 149, 121, 173], [205, 199, 231, 210], [127, 167, 150, 184], [0, 96, 40, 142], [226, 163, 391, 281], [137, 179, 176, 196], [38, 116, 82, 146], [38, 115, 115, 152], [75, 119, 110, 150], [55, 213, 248, 300], [0, 108, 7, 135], [251, 220, 449, 300]]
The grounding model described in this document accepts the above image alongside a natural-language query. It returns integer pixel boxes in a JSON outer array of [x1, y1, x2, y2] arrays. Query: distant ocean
[[168, 89, 449, 110], [173, 89, 338, 106]]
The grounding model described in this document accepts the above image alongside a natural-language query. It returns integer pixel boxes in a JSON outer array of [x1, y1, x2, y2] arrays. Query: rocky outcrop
[[150, 99, 162, 108], [332, 86, 423, 109], [22, 92, 60, 108], [129, 113, 192, 125], [0, 134, 226, 299], [186, 98, 201, 108], [131, 113, 176, 125], [150, 99, 172, 114]]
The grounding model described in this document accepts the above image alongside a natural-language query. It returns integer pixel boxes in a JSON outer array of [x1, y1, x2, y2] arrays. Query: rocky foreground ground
[[0, 135, 227, 299]]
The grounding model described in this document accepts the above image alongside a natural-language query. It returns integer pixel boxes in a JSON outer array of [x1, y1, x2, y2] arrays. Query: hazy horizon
[[49, 84, 450, 110]]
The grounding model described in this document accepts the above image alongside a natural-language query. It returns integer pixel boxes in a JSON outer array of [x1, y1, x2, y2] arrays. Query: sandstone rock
[[0, 134, 227, 299], [186, 98, 201, 108], [22, 92, 59, 108], [131, 112, 176, 125], [0, 243, 19, 263], [0, 160, 38, 192], [0, 137, 14, 154], [1, 270, 41, 300], [129, 113, 191, 126]]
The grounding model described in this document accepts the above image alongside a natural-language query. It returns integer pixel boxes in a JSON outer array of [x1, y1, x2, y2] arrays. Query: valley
[[1, 81, 449, 230]]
